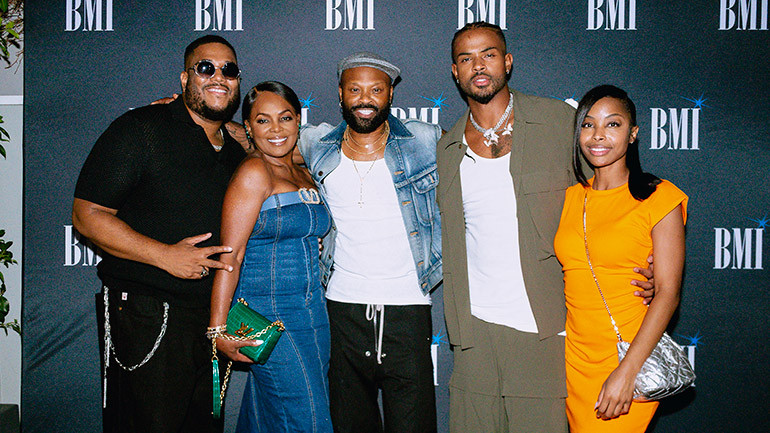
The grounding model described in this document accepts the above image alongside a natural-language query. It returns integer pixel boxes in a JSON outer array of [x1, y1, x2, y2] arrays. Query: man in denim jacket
[[298, 52, 441, 433]]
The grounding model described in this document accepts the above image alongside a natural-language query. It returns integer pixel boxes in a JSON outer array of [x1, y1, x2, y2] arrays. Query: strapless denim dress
[[233, 189, 333, 433]]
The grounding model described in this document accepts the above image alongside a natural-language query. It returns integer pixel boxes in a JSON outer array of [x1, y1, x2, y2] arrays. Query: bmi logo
[[65, 0, 113, 31], [391, 93, 448, 126], [458, 0, 507, 30], [587, 0, 637, 30], [64, 225, 102, 266], [676, 331, 702, 383], [195, 0, 243, 31], [299, 93, 318, 127], [719, 0, 769, 30], [714, 216, 766, 270], [431, 330, 448, 386], [325, 0, 374, 30], [649, 94, 707, 151]]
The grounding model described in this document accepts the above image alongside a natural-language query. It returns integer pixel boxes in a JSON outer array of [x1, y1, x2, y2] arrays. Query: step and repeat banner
[[23, 1, 769, 432]]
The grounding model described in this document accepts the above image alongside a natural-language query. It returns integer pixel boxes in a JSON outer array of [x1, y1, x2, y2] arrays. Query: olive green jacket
[[436, 89, 575, 349]]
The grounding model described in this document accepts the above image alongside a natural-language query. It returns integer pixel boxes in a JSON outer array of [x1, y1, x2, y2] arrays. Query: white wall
[[0, 50, 23, 409]]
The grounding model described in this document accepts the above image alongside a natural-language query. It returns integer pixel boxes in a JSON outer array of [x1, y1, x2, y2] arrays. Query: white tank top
[[460, 140, 538, 332], [322, 151, 430, 305]]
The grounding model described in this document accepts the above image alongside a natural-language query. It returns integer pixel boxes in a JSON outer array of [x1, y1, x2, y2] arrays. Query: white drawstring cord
[[365, 304, 386, 364]]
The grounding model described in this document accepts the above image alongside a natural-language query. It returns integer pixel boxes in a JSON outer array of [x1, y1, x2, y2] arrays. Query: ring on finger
[[200, 267, 209, 278]]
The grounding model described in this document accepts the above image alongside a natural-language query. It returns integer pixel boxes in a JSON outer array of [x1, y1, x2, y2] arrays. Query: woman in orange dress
[[554, 85, 687, 432]]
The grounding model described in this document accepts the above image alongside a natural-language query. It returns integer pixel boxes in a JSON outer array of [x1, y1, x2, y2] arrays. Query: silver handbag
[[617, 332, 695, 400], [582, 195, 696, 401]]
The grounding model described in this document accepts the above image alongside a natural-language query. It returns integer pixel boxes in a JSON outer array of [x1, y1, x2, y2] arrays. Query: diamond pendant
[[358, 186, 364, 207], [483, 129, 500, 147]]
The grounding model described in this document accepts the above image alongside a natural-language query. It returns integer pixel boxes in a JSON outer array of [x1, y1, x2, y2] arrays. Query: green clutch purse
[[226, 298, 285, 364], [212, 298, 285, 418]]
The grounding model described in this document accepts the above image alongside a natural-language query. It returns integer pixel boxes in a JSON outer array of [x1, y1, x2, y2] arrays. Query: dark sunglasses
[[189, 60, 241, 80]]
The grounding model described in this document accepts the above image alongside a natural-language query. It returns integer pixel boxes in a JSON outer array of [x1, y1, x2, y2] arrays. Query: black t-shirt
[[74, 98, 246, 303]]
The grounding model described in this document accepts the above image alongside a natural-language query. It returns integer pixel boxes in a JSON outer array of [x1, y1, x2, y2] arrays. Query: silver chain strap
[[102, 285, 169, 408], [582, 194, 624, 343]]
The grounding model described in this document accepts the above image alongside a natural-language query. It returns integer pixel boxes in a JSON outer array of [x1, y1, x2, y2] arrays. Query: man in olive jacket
[[437, 22, 574, 433]]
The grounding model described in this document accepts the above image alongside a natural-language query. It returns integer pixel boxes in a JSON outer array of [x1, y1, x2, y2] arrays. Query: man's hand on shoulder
[[150, 94, 179, 105], [225, 121, 253, 153]]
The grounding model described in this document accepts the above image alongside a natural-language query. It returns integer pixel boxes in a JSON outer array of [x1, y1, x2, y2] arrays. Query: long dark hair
[[573, 84, 660, 201], [242, 80, 302, 124]]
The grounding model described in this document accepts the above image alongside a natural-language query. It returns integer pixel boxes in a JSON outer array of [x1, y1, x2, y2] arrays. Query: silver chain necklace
[[212, 129, 224, 151], [469, 92, 514, 147]]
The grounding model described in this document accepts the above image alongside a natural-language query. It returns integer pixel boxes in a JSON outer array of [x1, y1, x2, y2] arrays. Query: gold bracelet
[[205, 324, 227, 340]]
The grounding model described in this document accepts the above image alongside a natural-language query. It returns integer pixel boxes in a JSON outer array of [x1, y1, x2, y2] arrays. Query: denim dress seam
[[305, 203, 326, 431]]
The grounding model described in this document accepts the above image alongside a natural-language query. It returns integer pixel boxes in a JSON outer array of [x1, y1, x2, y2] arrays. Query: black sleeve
[[74, 113, 146, 209]]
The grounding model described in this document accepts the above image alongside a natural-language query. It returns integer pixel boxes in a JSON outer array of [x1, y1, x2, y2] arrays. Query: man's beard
[[459, 72, 508, 104], [341, 100, 391, 134], [184, 82, 240, 122]]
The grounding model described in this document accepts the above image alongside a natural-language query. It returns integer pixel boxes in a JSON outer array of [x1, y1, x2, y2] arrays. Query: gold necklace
[[344, 136, 388, 156], [350, 157, 378, 208], [344, 122, 389, 156]]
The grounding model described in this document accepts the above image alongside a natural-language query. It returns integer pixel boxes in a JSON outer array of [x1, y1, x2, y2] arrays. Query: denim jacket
[[298, 114, 442, 295]]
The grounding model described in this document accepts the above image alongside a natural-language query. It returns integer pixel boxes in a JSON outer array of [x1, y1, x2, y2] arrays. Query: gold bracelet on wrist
[[206, 324, 227, 340]]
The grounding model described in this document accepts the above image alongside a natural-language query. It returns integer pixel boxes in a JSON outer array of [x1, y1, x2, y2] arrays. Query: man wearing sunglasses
[[73, 35, 246, 433]]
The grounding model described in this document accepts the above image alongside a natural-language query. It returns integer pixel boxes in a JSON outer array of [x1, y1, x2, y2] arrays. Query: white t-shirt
[[323, 151, 430, 305], [460, 141, 538, 332]]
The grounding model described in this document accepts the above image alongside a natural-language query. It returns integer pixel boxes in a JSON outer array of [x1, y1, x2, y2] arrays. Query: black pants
[[327, 300, 437, 433], [97, 286, 223, 433]]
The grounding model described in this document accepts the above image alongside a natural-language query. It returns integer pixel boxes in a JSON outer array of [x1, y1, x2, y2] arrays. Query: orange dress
[[554, 179, 687, 432]]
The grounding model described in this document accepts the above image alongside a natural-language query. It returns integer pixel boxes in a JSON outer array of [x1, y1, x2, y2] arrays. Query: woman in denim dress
[[209, 81, 333, 432]]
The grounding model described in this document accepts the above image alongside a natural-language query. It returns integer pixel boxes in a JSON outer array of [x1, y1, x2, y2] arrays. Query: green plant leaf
[[0, 295, 9, 321], [10, 320, 21, 335], [0, 0, 8, 13], [0, 320, 20, 336]]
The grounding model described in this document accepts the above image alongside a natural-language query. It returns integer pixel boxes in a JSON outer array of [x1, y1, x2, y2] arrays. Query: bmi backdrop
[[22, 1, 769, 432]]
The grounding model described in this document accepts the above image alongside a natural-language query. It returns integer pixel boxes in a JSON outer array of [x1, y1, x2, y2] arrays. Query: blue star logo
[[432, 330, 448, 346], [675, 331, 703, 347], [750, 214, 769, 229], [299, 93, 319, 111], [419, 92, 448, 111], [553, 94, 578, 109], [681, 93, 710, 109]]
